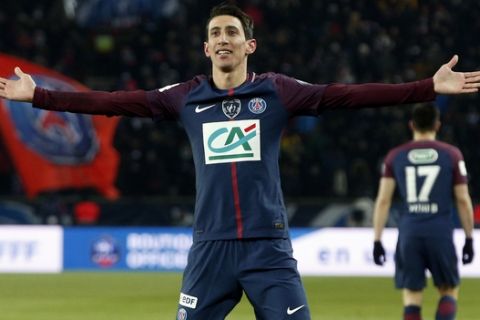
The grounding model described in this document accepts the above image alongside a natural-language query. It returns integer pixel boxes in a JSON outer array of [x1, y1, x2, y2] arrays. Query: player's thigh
[[395, 237, 427, 290], [425, 237, 459, 288], [177, 241, 242, 320], [239, 239, 311, 320]]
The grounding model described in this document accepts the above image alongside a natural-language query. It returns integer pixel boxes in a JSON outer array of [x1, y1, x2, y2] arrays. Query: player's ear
[[408, 120, 415, 132], [245, 38, 257, 55], [204, 41, 211, 58], [435, 120, 441, 132]]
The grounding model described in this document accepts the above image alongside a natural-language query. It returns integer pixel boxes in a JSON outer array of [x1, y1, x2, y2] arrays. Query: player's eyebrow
[[209, 25, 241, 34]]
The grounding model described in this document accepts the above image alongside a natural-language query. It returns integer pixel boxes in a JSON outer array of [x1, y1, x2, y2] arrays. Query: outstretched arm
[[0, 67, 36, 102], [0, 67, 153, 117], [320, 55, 480, 110], [433, 55, 480, 94]]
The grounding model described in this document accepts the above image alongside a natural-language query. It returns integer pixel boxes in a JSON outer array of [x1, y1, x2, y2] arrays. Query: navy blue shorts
[[176, 238, 311, 320], [394, 235, 459, 290]]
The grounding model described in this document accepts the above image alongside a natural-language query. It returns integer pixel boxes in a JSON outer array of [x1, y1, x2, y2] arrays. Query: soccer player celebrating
[[1, 3, 480, 319], [372, 104, 474, 320]]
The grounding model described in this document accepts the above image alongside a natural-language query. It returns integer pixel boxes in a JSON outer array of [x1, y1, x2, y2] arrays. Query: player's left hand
[[433, 55, 480, 94], [462, 237, 474, 264], [373, 241, 386, 266]]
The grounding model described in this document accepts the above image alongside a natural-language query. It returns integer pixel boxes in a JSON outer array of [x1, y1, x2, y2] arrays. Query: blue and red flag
[[0, 54, 120, 199]]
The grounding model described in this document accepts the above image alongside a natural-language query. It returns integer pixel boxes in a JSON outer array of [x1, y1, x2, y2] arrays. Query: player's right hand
[[373, 241, 386, 266], [0, 67, 36, 102], [462, 238, 474, 264]]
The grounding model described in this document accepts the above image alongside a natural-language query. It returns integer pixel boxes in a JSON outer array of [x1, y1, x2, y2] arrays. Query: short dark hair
[[412, 104, 440, 132], [206, 2, 254, 40]]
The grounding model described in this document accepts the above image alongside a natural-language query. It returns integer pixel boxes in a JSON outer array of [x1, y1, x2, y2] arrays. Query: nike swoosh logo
[[287, 305, 305, 315], [195, 104, 216, 113]]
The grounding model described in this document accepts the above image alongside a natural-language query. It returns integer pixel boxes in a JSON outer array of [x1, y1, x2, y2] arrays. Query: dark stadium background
[[0, 0, 479, 228]]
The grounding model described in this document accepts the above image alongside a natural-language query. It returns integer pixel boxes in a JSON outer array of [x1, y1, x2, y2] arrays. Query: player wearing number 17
[[372, 104, 474, 320]]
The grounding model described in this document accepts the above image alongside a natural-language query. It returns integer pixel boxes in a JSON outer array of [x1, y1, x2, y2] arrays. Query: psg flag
[[0, 54, 120, 199]]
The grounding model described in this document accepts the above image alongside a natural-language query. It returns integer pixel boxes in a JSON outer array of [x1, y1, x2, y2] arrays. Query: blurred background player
[[372, 104, 474, 320]]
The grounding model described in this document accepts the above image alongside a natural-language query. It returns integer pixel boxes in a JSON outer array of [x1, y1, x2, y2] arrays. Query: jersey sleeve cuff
[[32, 86, 47, 108]]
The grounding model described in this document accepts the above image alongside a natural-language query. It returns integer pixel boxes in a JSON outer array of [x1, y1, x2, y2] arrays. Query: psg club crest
[[177, 308, 188, 320], [2, 75, 98, 165], [247, 97, 267, 114], [91, 235, 120, 268], [222, 99, 241, 119]]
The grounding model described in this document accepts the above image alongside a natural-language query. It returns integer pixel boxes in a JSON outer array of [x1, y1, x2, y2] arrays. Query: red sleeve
[[382, 150, 396, 178], [269, 73, 327, 116], [32, 87, 153, 117], [321, 78, 436, 109], [449, 147, 468, 185]]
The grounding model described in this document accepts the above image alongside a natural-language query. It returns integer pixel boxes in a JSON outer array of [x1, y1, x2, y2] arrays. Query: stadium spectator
[[73, 199, 101, 225], [372, 104, 474, 320], [474, 204, 480, 228], [1, 3, 479, 319], [0, 138, 14, 194]]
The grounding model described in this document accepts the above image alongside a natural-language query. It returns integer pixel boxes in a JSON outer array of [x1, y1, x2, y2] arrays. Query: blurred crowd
[[0, 0, 479, 202]]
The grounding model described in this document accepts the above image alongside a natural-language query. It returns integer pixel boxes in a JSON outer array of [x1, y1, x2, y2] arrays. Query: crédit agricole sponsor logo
[[202, 120, 261, 164]]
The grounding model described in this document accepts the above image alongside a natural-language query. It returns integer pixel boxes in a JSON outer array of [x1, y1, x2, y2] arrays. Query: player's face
[[204, 15, 256, 73]]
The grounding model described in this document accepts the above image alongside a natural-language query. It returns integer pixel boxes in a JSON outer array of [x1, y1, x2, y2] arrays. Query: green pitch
[[0, 273, 479, 320]]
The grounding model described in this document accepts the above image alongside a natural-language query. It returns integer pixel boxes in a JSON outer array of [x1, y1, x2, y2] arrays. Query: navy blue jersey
[[146, 73, 326, 241], [383, 140, 468, 237], [33, 73, 435, 242]]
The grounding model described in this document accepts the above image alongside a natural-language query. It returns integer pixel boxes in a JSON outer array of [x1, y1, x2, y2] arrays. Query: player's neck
[[212, 67, 247, 90], [413, 131, 436, 141]]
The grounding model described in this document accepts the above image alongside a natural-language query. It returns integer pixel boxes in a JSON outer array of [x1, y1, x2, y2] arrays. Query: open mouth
[[216, 49, 232, 56]]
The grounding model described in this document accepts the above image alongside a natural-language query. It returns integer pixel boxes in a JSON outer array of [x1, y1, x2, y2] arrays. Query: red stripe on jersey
[[227, 86, 243, 238], [244, 123, 256, 132], [230, 162, 243, 239]]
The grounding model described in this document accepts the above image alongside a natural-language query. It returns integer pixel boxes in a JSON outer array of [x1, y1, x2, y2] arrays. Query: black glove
[[462, 238, 474, 265], [373, 241, 386, 266]]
